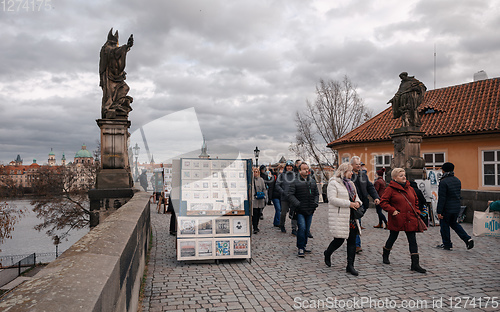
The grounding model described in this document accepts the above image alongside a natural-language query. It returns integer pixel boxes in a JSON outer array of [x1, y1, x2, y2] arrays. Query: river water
[[0, 199, 89, 266]]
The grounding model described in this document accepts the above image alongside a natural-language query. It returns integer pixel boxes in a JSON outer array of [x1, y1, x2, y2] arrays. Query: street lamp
[[133, 143, 140, 181], [253, 146, 260, 168], [53, 235, 60, 258]]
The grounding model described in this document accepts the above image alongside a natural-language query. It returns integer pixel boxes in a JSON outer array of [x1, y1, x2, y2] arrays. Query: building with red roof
[[327, 77, 500, 193]]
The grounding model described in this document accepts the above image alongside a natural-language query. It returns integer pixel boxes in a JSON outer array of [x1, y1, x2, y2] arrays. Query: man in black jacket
[[287, 162, 319, 257], [351, 156, 380, 253], [436, 162, 474, 250], [276, 161, 298, 234]]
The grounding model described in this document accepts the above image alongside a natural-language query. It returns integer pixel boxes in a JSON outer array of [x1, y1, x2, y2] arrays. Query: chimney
[[473, 70, 488, 81]]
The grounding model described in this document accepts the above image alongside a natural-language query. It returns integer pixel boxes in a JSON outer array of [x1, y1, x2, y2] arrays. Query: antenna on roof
[[433, 44, 436, 89]]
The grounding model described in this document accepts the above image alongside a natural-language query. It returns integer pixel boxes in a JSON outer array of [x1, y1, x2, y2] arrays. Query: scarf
[[440, 171, 454, 180], [397, 181, 406, 188], [342, 177, 356, 202]]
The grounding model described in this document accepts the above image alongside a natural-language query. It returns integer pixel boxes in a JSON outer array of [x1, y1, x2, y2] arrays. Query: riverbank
[[0, 199, 89, 264]]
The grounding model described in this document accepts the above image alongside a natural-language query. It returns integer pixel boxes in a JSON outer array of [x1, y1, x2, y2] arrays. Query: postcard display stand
[[174, 158, 252, 262]]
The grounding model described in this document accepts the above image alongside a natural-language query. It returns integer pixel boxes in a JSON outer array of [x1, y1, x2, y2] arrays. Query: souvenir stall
[[171, 158, 252, 262]]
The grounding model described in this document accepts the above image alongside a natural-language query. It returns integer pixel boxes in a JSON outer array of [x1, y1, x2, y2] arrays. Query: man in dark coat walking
[[287, 162, 319, 257], [436, 162, 474, 250]]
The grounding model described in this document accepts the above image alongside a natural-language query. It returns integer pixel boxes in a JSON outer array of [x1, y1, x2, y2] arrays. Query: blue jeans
[[296, 213, 313, 250], [356, 219, 361, 247], [376, 204, 387, 224], [440, 212, 471, 248], [272, 198, 281, 226]]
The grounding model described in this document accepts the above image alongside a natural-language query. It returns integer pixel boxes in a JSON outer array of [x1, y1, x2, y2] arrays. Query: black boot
[[410, 253, 427, 273], [324, 250, 331, 267], [324, 239, 342, 267], [346, 244, 358, 276], [382, 247, 391, 264]]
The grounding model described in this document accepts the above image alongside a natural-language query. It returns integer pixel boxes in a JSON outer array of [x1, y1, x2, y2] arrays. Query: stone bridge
[[0, 191, 151, 312]]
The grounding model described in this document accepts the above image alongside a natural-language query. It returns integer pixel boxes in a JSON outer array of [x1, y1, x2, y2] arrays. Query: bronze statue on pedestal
[[388, 72, 427, 127], [99, 28, 134, 119]]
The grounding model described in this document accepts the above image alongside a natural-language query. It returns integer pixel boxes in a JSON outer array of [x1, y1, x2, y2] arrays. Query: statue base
[[90, 118, 134, 227], [97, 118, 132, 170], [89, 188, 135, 227], [388, 126, 425, 182], [96, 169, 133, 189]]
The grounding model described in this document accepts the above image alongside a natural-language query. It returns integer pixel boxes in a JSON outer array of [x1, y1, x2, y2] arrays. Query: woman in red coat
[[380, 168, 426, 273]]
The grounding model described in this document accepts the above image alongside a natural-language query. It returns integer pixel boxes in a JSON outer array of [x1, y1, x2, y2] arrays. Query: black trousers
[[325, 227, 357, 259], [169, 210, 177, 233], [384, 230, 418, 254], [252, 208, 262, 230]]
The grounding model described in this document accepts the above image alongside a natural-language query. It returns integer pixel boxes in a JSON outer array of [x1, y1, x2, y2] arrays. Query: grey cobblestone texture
[[142, 204, 500, 311]]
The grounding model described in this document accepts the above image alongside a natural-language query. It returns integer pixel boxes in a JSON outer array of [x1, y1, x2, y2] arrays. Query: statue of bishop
[[99, 28, 134, 119]]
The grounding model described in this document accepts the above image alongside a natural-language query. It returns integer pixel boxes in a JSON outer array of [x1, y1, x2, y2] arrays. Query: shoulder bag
[[254, 181, 266, 199], [349, 192, 365, 219]]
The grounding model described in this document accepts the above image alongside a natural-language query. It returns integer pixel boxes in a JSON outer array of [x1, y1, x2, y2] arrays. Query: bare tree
[[30, 162, 97, 241], [292, 76, 372, 177], [0, 202, 24, 253]]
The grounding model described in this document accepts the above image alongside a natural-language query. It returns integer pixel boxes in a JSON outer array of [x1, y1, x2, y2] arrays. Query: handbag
[[350, 205, 365, 219], [399, 191, 428, 232], [255, 192, 266, 199], [348, 192, 365, 219], [254, 182, 266, 199], [473, 208, 500, 237]]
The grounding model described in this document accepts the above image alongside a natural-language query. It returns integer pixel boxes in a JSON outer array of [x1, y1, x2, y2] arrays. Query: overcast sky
[[1, 0, 499, 166]]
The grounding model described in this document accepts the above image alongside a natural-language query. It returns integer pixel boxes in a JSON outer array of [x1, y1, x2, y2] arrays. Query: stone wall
[[462, 189, 500, 223], [0, 191, 151, 312]]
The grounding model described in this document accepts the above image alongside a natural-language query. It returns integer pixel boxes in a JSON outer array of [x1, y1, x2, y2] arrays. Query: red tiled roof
[[327, 77, 500, 147]]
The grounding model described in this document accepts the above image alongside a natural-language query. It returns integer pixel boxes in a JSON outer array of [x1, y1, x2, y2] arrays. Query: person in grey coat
[[252, 167, 267, 234]]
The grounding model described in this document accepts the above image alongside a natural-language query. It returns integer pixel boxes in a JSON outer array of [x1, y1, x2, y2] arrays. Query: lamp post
[[253, 146, 260, 168], [133, 143, 140, 181], [53, 235, 60, 258]]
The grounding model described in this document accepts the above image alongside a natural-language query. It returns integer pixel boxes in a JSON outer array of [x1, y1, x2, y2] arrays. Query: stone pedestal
[[96, 118, 133, 188], [388, 126, 425, 182], [90, 118, 134, 227], [98, 119, 131, 169]]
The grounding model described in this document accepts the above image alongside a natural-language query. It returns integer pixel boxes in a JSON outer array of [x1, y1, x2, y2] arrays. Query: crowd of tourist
[[252, 157, 474, 277]]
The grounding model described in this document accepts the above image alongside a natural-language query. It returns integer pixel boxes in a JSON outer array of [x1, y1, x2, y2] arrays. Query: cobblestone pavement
[[142, 204, 500, 311]]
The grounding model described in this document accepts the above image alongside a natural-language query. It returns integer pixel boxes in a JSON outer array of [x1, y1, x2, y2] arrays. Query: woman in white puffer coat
[[324, 163, 363, 276]]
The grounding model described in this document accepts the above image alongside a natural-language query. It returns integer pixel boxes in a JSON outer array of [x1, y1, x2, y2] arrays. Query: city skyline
[[1, 0, 499, 165]]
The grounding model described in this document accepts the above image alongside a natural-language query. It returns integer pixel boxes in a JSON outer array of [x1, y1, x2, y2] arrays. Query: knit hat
[[376, 168, 386, 176], [441, 162, 454, 172], [285, 160, 294, 166]]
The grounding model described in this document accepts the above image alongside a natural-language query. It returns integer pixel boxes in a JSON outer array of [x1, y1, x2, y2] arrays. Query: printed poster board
[[174, 158, 252, 261]]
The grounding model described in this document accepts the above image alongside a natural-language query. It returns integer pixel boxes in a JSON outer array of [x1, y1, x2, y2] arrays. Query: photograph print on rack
[[216, 218, 230, 234], [180, 219, 196, 235], [198, 219, 213, 235], [232, 218, 248, 234], [198, 240, 213, 257], [180, 241, 196, 258], [233, 240, 249, 256], [216, 240, 231, 256]]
